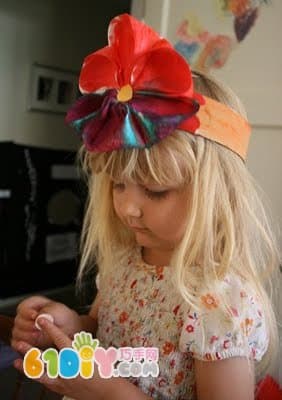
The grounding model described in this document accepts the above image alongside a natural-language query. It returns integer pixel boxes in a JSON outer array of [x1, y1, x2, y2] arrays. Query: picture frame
[[29, 64, 79, 113]]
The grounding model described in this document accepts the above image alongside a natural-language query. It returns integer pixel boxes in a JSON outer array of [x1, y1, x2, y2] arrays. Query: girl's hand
[[13, 318, 98, 400], [14, 318, 153, 400], [11, 296, 82, 351]]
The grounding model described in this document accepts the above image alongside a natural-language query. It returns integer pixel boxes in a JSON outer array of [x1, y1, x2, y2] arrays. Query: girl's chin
[[134, 232, 153, 246]]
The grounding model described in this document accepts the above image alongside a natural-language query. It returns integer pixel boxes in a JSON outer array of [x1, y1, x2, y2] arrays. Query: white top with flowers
[[92, 246, 268, 399]]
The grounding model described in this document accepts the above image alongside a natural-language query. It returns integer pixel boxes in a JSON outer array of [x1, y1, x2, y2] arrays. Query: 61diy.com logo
[[23, 331, 159, 379]]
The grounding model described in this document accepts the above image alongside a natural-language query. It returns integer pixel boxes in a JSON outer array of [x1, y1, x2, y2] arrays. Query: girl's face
[[112, 179, 190, 264]]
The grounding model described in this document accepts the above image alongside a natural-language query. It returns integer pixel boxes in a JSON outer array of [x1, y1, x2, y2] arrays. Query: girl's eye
[[145, 189, 168, 200], [112, 182, 169, 200], [112, 182, 125, 191]]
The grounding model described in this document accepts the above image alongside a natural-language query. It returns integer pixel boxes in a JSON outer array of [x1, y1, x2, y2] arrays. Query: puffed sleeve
[[179, 274, 269, 361]]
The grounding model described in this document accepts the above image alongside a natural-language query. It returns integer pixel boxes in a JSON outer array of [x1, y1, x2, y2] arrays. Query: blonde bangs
[[81, 132, 197, 188]]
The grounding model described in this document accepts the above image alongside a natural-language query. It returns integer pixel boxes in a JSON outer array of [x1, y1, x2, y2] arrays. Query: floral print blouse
[[94, 246, 268, 399]]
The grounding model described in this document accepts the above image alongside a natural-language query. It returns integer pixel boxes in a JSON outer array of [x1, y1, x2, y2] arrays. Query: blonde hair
[[77, 71, 280, 378]]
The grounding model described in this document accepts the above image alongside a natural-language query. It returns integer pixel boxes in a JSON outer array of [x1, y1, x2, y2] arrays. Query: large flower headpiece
[[66, 14, 251, 160], [66, 14, 204, 152]]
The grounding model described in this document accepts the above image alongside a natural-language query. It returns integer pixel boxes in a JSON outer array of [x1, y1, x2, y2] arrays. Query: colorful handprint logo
[[23, 331, 159, 379]]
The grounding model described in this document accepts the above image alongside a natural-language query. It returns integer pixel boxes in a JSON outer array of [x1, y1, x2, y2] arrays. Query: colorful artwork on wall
[[174, 0, 270, 72]]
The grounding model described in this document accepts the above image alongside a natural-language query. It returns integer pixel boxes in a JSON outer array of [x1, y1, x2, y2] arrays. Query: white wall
[[247, 126, 282, 384], [247, 128, 282, 236], [0, 0, 130, 150]]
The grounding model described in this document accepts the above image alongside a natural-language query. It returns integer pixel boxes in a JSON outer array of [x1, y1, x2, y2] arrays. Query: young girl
[[11, 14, 280, 400]]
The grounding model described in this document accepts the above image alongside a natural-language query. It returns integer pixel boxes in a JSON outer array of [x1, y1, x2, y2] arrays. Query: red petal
[[178, 114, 200, 133], [109, 14, 166, 55], [79, 47, 118, 93], [132, 47, 194, 96], [194, 92, 205, 105], [79, 14, 198, 101], [108, 14, 171, 86]]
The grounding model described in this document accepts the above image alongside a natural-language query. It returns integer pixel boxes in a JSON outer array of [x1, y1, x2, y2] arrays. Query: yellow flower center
[[117, 84, 133, 102]]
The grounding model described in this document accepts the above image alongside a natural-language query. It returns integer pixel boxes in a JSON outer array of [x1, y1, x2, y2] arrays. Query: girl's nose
[[124, 202, 143, 218], [118, 183, 143, 219]]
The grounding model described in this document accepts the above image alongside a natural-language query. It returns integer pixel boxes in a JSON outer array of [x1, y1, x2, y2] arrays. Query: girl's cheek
[[112, 195, 119, 212], [113, 198, 122, 219]]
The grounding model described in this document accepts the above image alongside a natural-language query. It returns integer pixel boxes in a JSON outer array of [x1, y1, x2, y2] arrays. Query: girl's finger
[[14, 340, 33, 355], [15, 308, 38, 321], [16, 297, 52, 316], [14, 316, 38, 332], [37, 319, 72, 349], [35, 313, 54, 330], [11, 327, 40, 343], [14, 357, 57, 392]]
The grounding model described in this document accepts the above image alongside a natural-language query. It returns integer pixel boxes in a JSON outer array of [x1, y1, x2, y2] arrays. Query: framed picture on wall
[[29, 64, 79, 113]]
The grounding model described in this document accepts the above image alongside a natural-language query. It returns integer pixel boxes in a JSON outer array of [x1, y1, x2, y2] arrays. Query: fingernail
[[35, 313, 54, 330], [38, 318, 46, 327]]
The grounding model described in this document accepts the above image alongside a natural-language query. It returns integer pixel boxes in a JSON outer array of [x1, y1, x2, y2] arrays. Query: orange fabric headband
[[180, 96, 251, 161]]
